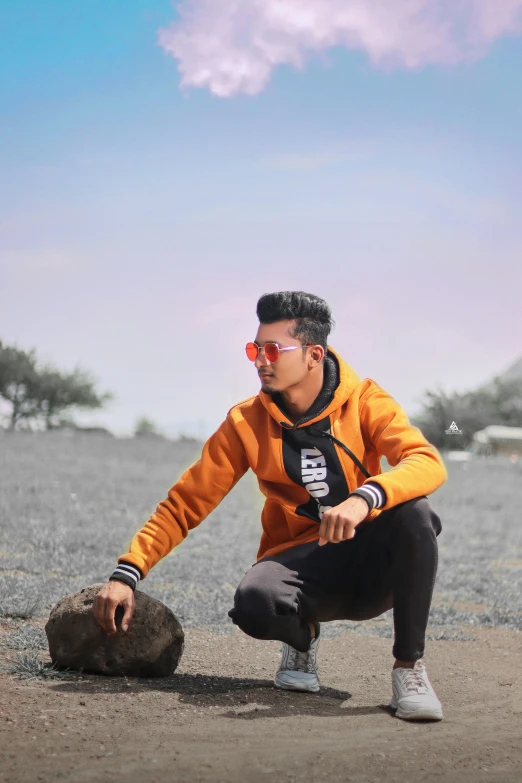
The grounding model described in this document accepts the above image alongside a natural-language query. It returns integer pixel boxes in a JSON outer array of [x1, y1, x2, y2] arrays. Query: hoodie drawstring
[[279, 420, 371, 479]]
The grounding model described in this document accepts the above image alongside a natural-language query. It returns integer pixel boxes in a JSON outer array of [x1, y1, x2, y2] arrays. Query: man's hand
[[93, 580, 135, 635], [318, 495, 370, 546]]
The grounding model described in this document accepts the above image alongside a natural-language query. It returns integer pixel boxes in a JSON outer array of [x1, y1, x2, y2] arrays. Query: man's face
[[253, 319, 311, 394]]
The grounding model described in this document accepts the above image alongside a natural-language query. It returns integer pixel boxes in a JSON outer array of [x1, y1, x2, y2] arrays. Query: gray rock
[[45, 584, 184, 677]]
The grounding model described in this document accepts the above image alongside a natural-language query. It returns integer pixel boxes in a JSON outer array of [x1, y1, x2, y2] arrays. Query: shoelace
[[287, 646, 316, 673], [398, 665, 430, 694]]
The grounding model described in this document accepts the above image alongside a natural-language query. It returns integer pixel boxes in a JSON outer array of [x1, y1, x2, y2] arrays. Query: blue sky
[[1, 1, 521, 437]]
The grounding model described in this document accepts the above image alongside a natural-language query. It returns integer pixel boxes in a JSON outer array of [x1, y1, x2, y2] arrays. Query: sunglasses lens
[[264, 343, 279, 362], [245, 342, 258, 361]]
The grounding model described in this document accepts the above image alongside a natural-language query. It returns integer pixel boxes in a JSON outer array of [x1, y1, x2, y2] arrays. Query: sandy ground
[[1, 622, 521, 783]]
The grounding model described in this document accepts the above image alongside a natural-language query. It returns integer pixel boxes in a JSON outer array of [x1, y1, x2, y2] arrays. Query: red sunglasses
[[245, 341, 312, 363]]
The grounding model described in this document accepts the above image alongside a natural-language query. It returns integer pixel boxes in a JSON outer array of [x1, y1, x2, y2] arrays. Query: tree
[[413, 373, 522, 449], [0, 340, 113, 431], [0, 341, 40, 430], [31, 365, 113, 430], [487, 377, 522, 425], [134, 416, 164, 438]]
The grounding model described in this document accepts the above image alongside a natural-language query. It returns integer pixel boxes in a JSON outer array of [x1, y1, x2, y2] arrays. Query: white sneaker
[[390, 659, 443, 721], [274, 626, 320, 693]]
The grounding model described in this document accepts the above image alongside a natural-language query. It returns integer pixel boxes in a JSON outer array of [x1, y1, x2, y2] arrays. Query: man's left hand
[[318, 495, 370, 546]]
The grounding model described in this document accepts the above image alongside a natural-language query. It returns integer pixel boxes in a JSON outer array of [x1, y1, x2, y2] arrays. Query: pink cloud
[[158, 0, 522, 97]]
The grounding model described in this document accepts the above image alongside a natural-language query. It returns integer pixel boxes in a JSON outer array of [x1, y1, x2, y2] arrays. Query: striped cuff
[[109, 562, 142, 591], [350, 481, 386, 511]]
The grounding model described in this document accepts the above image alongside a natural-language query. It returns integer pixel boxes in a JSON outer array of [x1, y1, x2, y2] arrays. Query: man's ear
[[310, 345, 325, 367]]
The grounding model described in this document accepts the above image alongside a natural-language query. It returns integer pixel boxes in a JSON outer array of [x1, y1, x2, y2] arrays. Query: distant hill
[[504, 356, 522, 381], [479, 355, 522, 392]]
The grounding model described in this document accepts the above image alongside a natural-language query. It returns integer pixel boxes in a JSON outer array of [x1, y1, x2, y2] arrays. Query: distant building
[[472, 425, 522, 456]]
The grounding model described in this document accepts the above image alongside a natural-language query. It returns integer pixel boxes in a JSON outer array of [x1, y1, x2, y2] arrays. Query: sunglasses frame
[[245, 341, 313, 363]]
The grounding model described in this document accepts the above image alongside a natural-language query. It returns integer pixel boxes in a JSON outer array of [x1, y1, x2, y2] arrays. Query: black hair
[[256, 291, 335, 354]]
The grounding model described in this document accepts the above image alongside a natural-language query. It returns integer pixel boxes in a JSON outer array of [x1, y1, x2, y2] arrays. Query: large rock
[[45, 584, 184, 677]]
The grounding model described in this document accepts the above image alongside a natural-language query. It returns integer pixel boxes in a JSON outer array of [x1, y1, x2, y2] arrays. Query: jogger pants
[[228, 496, 442, 661]]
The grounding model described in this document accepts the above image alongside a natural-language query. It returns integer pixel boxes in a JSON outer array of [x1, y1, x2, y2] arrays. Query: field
[[1, 430, 521, 783]]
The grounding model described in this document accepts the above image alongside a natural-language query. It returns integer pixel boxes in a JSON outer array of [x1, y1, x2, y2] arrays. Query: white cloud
[[158, 0, 522, 97]]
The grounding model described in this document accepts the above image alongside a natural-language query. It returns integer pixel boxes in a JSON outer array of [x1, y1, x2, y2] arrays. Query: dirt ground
[[0, 623, 521, 783]]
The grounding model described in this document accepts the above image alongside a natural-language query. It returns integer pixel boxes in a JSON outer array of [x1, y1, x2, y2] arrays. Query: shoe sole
[[390, 702, 443, 721], [274, 677, 320, 693]]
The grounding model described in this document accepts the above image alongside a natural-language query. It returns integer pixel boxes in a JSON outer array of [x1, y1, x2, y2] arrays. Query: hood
[[258, 345, 362, 428]]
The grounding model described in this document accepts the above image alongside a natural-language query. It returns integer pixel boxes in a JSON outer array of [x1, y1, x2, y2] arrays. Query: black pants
[[228, 496, 442, 661]]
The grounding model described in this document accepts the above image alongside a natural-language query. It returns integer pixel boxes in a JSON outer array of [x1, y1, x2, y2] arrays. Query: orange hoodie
[[113, 346, 447, 585]]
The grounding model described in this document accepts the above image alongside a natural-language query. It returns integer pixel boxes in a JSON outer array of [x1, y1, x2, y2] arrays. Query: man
[[94, 290, 447, 721]]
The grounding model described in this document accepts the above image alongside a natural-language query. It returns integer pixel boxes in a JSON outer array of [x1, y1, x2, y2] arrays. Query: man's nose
[[255, 349, 271, 368]]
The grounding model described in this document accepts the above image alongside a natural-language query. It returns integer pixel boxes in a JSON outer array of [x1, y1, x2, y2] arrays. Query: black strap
[[309, 427, 372, 479]]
